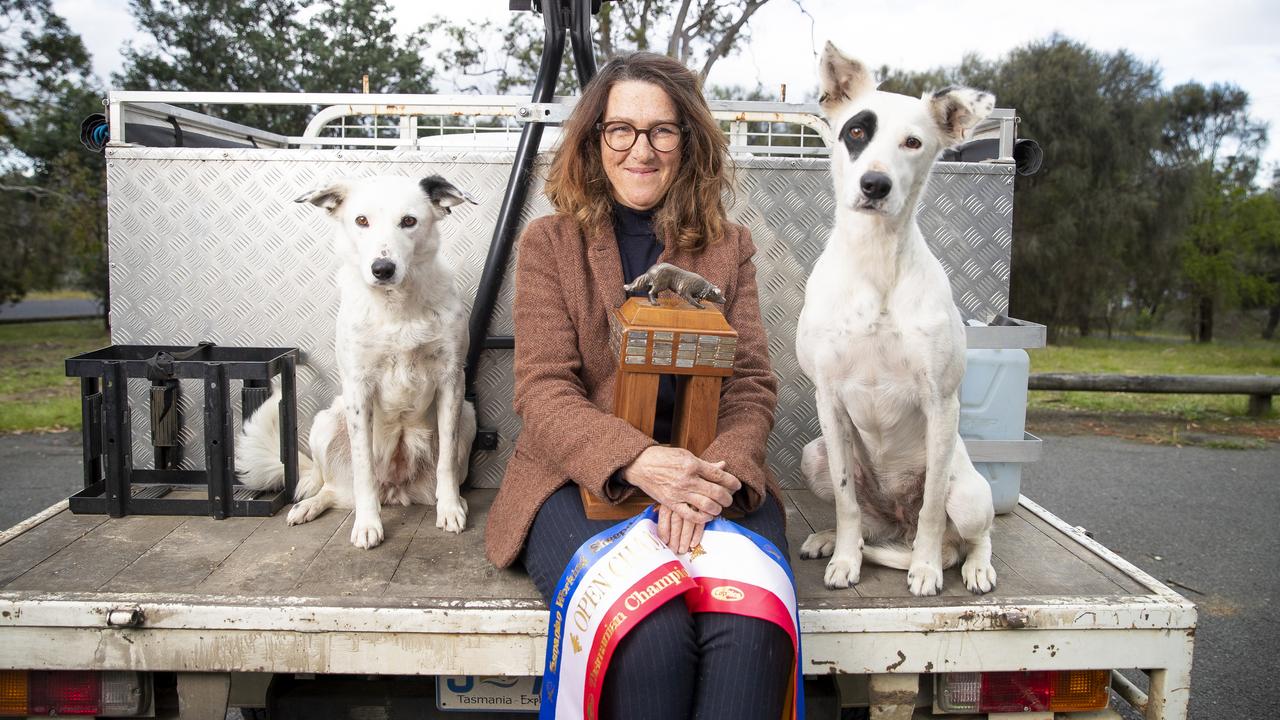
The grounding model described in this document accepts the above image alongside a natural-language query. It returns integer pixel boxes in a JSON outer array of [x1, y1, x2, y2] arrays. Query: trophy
[[581, 265, 739, 520]]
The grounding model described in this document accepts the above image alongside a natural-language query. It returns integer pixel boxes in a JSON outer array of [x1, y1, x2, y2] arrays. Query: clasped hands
[[621, 445, 741, 554]]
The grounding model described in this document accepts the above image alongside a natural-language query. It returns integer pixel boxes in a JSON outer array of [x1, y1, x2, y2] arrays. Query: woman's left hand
[[657, 504, 704, 554]]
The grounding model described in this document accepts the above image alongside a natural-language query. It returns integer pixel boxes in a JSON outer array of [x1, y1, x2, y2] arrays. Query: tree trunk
[[1197, 296, 1214, 343], [1264, 303, 1280, 340]]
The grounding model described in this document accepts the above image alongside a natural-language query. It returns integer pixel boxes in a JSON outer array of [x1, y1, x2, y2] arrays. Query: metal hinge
[[107, 605, 145, 628]]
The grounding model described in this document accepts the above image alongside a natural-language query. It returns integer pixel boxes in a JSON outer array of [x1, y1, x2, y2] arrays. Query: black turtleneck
[[612, 203, 675, 445], [613, 203, 664, 287]]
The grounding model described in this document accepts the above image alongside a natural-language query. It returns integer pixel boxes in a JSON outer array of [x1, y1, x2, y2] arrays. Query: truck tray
[[0, 490, 1193, 693]]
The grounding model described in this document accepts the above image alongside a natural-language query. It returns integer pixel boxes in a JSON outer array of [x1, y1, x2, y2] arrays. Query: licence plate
[[436, 676, 542, 713]]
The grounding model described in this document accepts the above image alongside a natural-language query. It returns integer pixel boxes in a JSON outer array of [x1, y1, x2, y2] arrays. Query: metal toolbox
[[105, 146, 1016, 489]]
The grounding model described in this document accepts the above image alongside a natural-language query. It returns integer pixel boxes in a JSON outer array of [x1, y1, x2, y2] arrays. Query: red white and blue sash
[[539, 506, 803, 720]]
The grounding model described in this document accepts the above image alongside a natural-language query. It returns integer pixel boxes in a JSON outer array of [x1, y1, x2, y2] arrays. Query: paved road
[[0, 431, 1276, 719], [0, 298, 102, 322], [0, 431, 83, 529]]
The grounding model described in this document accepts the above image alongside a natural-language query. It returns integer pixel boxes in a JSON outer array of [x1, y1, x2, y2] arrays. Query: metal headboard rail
[[107, 91, 1017, 162]]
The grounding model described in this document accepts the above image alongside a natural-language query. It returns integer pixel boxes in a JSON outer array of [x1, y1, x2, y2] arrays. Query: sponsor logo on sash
[[710, 585, 745, 602]]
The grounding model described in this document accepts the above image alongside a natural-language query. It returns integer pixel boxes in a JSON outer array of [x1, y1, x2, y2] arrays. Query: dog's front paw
[[287, 498, 323, 526], [907, 559, 945, 596], [800, 529, 836, 559], [435, 495, 468, 534], [962, 556, 997, 594], [823, 553, 862, 589], [351, 513, 385, 549]]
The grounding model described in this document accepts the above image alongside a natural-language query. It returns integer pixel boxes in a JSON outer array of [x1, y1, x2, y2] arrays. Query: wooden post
[[1247, 393, 1272, 418]]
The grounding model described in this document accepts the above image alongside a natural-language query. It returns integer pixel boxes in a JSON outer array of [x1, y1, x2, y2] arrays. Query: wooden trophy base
[[580, 485, 657, 520]]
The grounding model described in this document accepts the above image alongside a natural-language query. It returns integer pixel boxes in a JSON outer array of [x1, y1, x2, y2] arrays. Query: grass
[[0, 320, 110, 433], [1026, 336, 1280, 446], [21, 289, 96, 302], [1028, 336, 1279, 418]]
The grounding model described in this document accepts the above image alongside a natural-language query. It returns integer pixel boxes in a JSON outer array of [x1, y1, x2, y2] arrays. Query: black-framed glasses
[[596, 121, 686, 152]]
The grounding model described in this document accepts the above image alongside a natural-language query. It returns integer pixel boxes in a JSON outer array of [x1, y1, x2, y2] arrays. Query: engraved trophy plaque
[[580, 295, 739, 520]]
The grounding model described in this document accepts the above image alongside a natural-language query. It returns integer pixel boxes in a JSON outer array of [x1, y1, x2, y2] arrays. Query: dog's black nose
[[371, 259, 396, 281], [860, 172, 892, 200]]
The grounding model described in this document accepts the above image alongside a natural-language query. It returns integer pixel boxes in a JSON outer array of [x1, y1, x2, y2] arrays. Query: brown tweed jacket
[[484, 213, 781, 568]]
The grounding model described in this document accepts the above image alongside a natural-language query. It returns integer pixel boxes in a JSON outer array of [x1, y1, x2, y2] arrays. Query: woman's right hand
[[621, 446, 741, 523]]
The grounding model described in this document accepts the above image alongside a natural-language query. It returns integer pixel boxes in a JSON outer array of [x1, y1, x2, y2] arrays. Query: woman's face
[[600, 80, 682, 211]]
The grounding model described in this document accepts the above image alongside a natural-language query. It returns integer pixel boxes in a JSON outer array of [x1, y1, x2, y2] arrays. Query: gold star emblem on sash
[[570, 634, 582, 653], [688, 544, 706, 561]]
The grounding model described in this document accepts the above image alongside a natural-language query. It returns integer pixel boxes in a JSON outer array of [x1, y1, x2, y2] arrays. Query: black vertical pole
[[279, 354, 299, 502], [464, 0, 568, 395], [102, 363, 130, 518], [204, 363, 232, 519], [568, 0, 598, 87], [81, 377, 102, 490]]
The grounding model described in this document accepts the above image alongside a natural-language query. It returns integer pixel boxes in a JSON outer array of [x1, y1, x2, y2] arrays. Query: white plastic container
[[958, 345, 1035, 514], [959, 348, 1030, 441]]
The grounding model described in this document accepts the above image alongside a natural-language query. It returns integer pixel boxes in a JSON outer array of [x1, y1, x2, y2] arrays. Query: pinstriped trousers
[[523, 484, 795, 720]]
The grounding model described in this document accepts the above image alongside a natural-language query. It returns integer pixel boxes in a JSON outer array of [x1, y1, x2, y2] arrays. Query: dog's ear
[[818, 41, 875, 116], [926, 86, 996, 145], [294, 183, 348, 213], [420, 175, 478, 214]]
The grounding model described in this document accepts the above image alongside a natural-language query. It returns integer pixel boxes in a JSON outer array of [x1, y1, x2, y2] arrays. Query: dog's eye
[[355, 215, 369, 227], [848, 127, 865, 141], [904, 136, 922, 150], [400, 216, 417, 228]]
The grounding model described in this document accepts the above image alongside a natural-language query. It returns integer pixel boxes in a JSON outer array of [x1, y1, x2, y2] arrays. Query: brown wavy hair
[[545, 52, 730, 253]]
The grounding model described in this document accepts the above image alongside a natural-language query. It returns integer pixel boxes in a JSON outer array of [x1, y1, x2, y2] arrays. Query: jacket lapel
[[586, 222, 627, 310]]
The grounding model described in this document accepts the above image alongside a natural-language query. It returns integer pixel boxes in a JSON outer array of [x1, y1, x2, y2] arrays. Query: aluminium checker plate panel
[[105, 147, 1013, 489]]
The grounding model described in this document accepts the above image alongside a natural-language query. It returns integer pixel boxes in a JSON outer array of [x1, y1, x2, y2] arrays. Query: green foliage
[[1180, 178, 1280, 340], [297, 0, 436, 95], [1157, 83, 1273, 342], [117, 0, 436, 135], [995, 37, 1167, 340], [0, 1, 105, 305]]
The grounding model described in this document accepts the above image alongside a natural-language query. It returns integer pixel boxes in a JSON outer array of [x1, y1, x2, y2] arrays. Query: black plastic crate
[[65, 343, 300, 519]]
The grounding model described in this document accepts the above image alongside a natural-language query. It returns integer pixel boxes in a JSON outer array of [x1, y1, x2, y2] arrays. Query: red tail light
[[980, 670, 1052, 712], [0, 671, 147, 717], [936, 670, 1110, 713], [30, 671, 101, 715]]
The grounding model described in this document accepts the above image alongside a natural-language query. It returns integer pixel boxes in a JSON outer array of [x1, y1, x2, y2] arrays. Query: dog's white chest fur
[[797, 228, 964, 468], [335, 271, 462, 417]]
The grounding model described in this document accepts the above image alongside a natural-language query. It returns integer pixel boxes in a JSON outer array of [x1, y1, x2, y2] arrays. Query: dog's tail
[[800, 438, 835, 502], [235, 390, 315, 496]]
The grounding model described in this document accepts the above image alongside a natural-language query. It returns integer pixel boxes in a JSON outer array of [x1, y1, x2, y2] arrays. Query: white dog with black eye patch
[[795, 42, 999, 596], [236, 175, 478, 549]]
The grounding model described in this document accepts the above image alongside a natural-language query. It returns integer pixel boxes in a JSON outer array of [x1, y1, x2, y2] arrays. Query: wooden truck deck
[[0, 490, 1195, 717]]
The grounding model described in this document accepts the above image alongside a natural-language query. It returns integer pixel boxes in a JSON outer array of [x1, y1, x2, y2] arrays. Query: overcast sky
[[51, 0, 1280, 169]]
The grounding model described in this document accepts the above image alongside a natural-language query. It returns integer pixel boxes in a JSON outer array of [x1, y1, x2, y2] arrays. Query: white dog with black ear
[[795, 42, 999, 596], [237, 175, 478, 549]]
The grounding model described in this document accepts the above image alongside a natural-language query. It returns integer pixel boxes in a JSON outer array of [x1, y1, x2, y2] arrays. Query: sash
[[539, 506, 803, 720]]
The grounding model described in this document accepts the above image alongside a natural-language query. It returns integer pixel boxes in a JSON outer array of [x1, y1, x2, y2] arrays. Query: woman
[[485, 52, 793, 719]]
